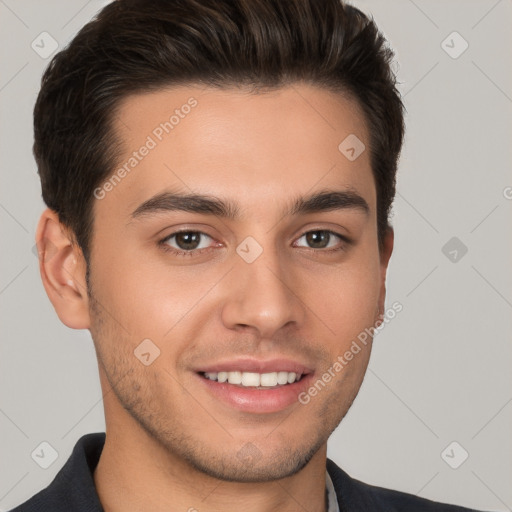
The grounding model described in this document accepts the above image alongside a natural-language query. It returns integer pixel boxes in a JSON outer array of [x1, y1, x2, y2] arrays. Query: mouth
[[194, 361, 314, 413]]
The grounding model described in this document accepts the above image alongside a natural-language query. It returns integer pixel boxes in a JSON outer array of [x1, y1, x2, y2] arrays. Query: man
[[10, 0, 489, 511]]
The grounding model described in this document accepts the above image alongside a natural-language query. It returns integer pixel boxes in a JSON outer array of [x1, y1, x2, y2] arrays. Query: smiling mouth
[[200, 371, 303, 389]]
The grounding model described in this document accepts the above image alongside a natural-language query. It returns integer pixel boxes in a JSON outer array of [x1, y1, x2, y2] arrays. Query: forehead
[[98, 83, 374, 220]]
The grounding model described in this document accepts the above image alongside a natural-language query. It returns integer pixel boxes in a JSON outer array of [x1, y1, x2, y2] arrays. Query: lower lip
[[197, 373, 314, 413]]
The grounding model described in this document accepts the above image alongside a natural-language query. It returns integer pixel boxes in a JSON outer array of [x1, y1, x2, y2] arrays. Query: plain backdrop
[[1, 1, 511, 511]]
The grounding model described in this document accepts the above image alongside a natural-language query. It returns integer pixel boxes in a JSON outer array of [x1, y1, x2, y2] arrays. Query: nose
[[220, 243, 306, 339]]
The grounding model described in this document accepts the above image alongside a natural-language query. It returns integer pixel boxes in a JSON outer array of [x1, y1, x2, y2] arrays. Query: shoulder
[[326, 458, 491, 512], [8, 433, 105, 512]]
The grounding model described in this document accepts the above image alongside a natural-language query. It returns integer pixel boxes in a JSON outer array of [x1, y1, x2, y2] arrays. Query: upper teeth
[[203, 371, 301, 387]]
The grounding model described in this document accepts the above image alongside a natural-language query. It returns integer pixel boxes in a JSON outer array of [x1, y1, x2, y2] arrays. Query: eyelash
[[157, 229, 352, 257], [158, 232, 218, 257]]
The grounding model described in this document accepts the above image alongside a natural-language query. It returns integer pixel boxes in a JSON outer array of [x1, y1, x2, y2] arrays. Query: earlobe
[[35, 209, 91, 329]]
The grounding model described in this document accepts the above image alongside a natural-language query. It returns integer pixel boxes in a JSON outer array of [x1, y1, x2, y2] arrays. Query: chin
[[180, 440, 323, 483]]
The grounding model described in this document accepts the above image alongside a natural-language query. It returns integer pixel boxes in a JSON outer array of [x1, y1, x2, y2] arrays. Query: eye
[[159, 231, 215, 255], [294, 230, 348, 251]]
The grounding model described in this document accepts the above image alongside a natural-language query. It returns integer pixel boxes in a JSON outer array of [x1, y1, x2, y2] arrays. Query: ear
[[376, 227, 394, 323], [35, 208, 91, 329]]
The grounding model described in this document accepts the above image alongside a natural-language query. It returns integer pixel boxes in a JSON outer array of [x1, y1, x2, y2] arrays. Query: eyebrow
[[129, 188, 370, 221]]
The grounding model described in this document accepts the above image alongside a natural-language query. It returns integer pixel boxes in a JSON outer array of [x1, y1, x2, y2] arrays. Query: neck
[[93, 423, 329, 512]]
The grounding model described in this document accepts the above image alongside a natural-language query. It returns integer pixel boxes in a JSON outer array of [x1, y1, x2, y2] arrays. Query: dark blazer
[[9, 433, 489, 511]]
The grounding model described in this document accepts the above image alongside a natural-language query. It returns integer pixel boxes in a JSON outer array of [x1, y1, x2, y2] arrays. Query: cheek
[[91, 248, 217, 339], [305, 254, 382, 339]]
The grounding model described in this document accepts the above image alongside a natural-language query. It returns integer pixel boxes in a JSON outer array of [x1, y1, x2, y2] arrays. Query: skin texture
[[36, 83, 394, 512]]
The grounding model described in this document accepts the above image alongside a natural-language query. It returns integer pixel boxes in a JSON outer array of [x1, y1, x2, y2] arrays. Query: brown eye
[[296, 230, 343, 250], [163, 231, 213, 252], [175, 232, 201, 250], [305, 231, 330, 248]]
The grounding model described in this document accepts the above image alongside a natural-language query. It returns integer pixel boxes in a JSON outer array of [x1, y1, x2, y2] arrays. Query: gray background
[[1, 0, 511, 510]]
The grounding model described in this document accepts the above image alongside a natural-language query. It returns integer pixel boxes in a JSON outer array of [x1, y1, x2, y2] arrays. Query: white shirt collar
[[326, 469, 340, 512]]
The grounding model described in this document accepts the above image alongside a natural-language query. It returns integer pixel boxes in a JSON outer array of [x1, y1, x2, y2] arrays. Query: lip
[[196, 357, 314, 375], [194, 358, 315, 414]]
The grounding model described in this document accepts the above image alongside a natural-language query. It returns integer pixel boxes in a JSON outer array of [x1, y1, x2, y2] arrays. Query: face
[[83, 84, 392, 482]]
